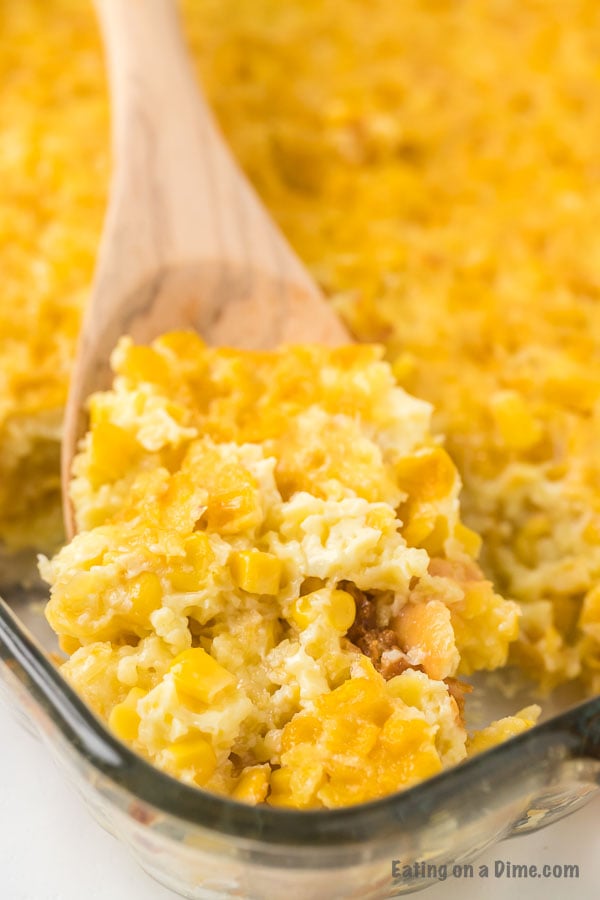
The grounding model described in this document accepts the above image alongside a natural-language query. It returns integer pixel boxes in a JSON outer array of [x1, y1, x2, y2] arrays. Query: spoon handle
[[93, 0, 323, 328]]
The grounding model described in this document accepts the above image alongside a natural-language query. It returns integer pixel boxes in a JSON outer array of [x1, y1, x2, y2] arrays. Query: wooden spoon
[[62, 0, 350, 537]]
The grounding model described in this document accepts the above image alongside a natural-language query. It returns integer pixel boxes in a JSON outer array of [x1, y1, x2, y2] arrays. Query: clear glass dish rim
[[1, 595, 599, 848]]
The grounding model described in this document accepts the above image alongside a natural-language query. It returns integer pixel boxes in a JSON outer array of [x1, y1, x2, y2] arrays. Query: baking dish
[[0, 574, 598, 900]]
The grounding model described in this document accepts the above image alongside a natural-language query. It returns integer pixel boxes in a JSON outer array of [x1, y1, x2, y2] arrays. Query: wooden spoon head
[[62, 262, 350, 538]]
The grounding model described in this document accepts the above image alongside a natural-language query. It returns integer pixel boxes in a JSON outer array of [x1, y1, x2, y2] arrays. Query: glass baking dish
[[1, 574, 599, 900]]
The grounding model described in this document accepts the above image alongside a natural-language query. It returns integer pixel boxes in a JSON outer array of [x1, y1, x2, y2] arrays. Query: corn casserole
[[1, 0, 599, 803], [41, 334, 537, 806]]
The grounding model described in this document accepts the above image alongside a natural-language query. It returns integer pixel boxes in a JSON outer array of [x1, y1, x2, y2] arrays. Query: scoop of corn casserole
[[40, 334, 535, 807]]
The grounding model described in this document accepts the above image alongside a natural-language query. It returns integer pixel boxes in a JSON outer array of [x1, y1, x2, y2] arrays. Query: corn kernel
[[108, 689, 145, 742], [583, 516, 600, 545], [326, 589, 356, 632], [490, 390, 542, 450], [281, 713, 322, 753], [109, 704, 140, 742], [579, 585, 600, 632], [262, 619, 281, 653], [205, 471, 262, 534], [88, 422, 140, 488], [468, 705, 541, 754], [290, 593, 319, 629], [170, 648, 235, 703], [154, 330, 206, 359], [166, 735, 217, 783], [267, 767, 295, 806], [419, 515, 450, 556], [116, 344, 171, 386], [229, 549, 283, 595], [59, 635, 81, 656], [320, 676, 392, 725], [454, 521, 482, 557], [379, 725, 442, 783], [323, 717, 380, 757], [391, 352, 417, 384], [129, 571, 163, 625], [317, 778, 367, 808], [169, 532, 212, 592], [59, 571, 100, 619], [290, 588, 356, 632], [380, 713, 430, 753], [232, 766, 270, 804], [399, 509, 437, 547], [395, 448, 457, 503], [386, 670, 427, 707]]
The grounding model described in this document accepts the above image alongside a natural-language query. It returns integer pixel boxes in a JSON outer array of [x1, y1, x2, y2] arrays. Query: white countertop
[[1, 699, 598, 900]]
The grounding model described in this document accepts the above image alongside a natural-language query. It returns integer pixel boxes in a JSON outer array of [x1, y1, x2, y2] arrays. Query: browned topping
[[345, 582, 419, 678], [444, 676, 473, 721], [344, 578, 470, 725]]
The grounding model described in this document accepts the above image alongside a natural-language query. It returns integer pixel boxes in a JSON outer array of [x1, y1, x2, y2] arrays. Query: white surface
[[0, 699, 598, 900]]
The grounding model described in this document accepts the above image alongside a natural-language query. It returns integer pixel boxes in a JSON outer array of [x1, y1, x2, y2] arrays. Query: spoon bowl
[[62, 0, 350, 537]]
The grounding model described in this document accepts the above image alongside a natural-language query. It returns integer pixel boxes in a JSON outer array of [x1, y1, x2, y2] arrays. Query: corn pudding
[[2, 0, 600, 804], [41, 335, 536, 806], [3, 1, 600, 696], [0, 1, 108, 551]]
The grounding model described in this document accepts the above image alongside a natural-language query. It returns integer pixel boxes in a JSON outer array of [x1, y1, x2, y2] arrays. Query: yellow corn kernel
[[316, 778, 366, 808], [170, 532, 212, 592], [281, 713, 322, 753], [583, 516, 600, 545], [399, 509, 437, 547], [59, 635, 81, 656], [320, 676, 392, 725], [395, 447, 457, 503], [365, 506, 396, 532], [290, 588, 356, 632], [88, 422, 140, 487], [514, 514, 551, 566], [205, 469, 262, 534], [581, 637, 600, 670], [109, 704, 140, 742], [154, 330, 206, 359], [229, 549, 283, 595], [290, 593, 319, 629], [419, 515, 450, 556], [391, 352, 417, 385], [232, 766, 270, 804], [170, 648, 235, 703], [327, 589, 356, 632], [128, 571, 163, 625], [262, 619, 281, 653], [108, 689, 145, 742], [579, 585, 600, 635], [380, 713, 430, 754], [468, 705, 541, 755], [490, 390, 542, 451], [454, 521, 482, 557], [323, 717, 380, 757], [378, 716, 442, 783], [386, 669, 428, 707], [116, 344, 172, 386], [267, 767, 295, 806], [166, 735, 217, 783], [59, 571, 100, 619]]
